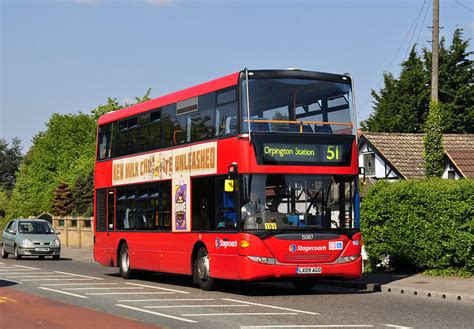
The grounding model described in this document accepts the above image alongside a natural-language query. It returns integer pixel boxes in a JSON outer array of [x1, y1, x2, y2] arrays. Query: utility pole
[[431, 0, 439, 101]]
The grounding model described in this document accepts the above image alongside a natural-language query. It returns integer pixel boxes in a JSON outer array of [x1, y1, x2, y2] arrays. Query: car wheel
[[291, 278, 317, 293], [119, 243, 134, 279], [1, 244, 8, 259], [194, 247, 216, 291], [53, 255, 60, 260], [14, 245, 21, 260]]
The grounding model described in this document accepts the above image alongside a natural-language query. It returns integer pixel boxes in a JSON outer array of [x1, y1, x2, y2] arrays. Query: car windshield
[[241, 174, 357, 231], [18, 221, 55, 234], [241, 78, 353, 135]]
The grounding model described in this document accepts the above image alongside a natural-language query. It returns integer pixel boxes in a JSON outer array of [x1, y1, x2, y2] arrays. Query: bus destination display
[[262, 143, 345, 164]]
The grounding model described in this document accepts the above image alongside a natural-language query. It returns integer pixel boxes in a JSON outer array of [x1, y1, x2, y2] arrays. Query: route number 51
[[326, 146, 340, 160]]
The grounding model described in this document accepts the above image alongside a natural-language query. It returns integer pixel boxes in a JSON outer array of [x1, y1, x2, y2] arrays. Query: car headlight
[[51, 239, 60, 246], [23, 239, 34, 247]]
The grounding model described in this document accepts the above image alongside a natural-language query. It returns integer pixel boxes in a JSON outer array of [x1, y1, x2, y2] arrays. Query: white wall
[[442, 162, 462, 180], [358, 141, 400, 180]]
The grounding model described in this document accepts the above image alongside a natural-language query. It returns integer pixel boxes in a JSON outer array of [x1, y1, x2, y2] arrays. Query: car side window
[[11, 221, 17, 233], [4, 221, 13, 233]]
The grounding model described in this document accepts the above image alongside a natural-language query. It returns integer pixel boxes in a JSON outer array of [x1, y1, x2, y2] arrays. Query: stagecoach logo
[[289, 244, 327, 252], [215, 238, 238, 249]]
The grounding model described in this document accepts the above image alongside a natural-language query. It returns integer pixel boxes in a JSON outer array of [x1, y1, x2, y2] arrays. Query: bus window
[[192, 177, 215, 231], [162, 104, 177, 146], [216, 178, 237, 230], [97, 124, 112, 160]]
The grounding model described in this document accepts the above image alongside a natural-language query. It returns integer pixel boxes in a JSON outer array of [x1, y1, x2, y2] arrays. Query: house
[[358, 133, 474, 181]]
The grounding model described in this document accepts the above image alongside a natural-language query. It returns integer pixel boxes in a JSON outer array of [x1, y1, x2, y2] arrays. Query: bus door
[[94, 188, 116, 266]]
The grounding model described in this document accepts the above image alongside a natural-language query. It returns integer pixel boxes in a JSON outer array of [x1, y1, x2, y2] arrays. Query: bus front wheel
[[194, 247, 216, 291], [119, 243, 134, 279]]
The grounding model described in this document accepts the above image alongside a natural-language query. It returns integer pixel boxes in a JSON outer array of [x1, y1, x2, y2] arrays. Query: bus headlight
[[247, 256, 276, 265], [335, 255, 359, 264]]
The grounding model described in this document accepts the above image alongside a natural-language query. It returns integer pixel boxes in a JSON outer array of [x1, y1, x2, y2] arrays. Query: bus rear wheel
[[194, 247, 216, 291], [292, 278, 317, 292], [119, 243, 134, 279]]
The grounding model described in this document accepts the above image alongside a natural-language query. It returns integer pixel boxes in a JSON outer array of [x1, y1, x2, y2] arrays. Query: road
[[0, 256, 472, 329]]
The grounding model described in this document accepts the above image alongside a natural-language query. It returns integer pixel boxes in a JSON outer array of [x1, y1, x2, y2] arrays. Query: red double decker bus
[[94, 69, 362, 291]]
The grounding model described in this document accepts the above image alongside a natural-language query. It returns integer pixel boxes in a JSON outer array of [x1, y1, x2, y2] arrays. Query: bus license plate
[[296, 267, 322, 274], [35, 248, 50, 252]]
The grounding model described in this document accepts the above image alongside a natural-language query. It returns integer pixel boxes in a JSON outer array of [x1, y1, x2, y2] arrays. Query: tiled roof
[[446, 150, 474, 179], [360, 133, 474, 179]]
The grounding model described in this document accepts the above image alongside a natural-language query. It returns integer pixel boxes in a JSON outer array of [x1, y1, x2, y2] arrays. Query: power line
[[414, 0, 431, 48], [359, 0, 428, 118], [404, 0, 428, 59], [455, 0, 473, 13]]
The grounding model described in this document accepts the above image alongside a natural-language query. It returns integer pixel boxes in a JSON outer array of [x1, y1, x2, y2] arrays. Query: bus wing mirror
[[224, 179, 234, 192]]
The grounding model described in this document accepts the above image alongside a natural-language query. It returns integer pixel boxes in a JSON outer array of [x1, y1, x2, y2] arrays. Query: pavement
[[61, 247, 474, 303]]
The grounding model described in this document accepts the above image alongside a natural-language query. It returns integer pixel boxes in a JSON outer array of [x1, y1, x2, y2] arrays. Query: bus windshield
[[241, 78, 353, 135], [241, 174, 357, 231]]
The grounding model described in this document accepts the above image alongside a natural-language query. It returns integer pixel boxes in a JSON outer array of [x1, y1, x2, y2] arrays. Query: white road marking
[[240, 324, 374, 329], [125, 282, 189, 294], [54, 271, 103, 280], [144, 304, 250, 309], [183, 312, 298, 317], [118, 298, 216, 302], [116, 303, 197, 323], [63, 287, 145, 291], [0, 269, 44, 275], [13, 265, 41, 270], [4, 275, 73, 279], [0, 277, 22, 284], [222, 298, 320, 315], [0, 267, 35, 270], [20, 278, 93, 282], [383, 325, 413, 329], [41, 283, 119, 287], [39, 287, 89, 299], [86, 292, 175, 296]]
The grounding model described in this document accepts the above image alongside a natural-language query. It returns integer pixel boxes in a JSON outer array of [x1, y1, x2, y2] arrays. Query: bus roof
[[98, 71, 240, 125]]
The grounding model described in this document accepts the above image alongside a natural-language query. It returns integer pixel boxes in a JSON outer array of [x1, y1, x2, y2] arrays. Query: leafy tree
[[7, 113, 96, 218], [423, 100, 444, 177], [90, 88, 151, 120], [72, 170, 94, 217], [0, 137, 23, 191], [361, 28, 473, 133], [52, 182, 74, 216]]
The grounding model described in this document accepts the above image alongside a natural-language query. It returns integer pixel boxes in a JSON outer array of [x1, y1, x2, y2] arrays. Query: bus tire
[[194, 247, 216, 291], [292, 278, 317, 292], [119, 243, 134, 279]]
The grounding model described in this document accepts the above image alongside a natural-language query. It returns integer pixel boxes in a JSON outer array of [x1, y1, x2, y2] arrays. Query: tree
[[423, 100, 444, 177], [361, 29, 473, 133], [0, 137, 23, 191], [6, 89, 153, 219], [52, 182, 74, 216], [90, 88, 152, 120], [7, 113, 97, 218], [72, 170, 94, 217]]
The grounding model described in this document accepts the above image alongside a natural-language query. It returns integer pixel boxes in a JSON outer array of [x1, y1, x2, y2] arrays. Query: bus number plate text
[[296, 267, 322, 275]]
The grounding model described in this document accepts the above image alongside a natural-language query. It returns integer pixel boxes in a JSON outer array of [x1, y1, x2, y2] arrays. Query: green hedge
[[361, 179, 473, 273]]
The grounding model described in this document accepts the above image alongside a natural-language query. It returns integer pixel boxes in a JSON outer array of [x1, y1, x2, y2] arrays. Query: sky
[[1, 0, 472, 151]]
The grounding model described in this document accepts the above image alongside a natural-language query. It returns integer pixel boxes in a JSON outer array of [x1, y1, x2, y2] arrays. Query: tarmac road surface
[[0, 253, 472, 329]]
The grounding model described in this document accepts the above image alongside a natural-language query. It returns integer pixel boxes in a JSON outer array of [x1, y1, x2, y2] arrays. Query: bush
[[361, 179, 473, 273]]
